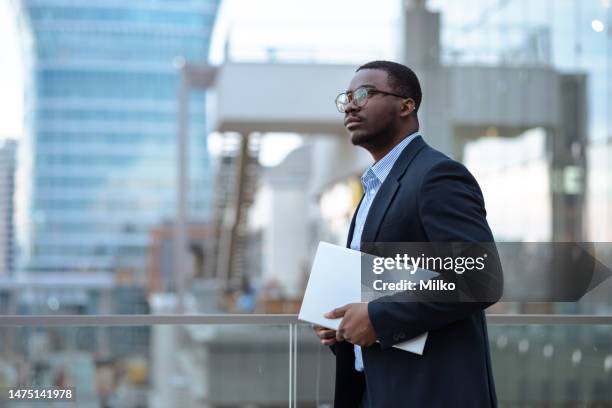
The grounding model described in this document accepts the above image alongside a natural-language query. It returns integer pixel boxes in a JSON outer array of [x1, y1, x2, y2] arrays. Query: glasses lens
[[353, 87, 369, 107], [336, 93, 349, 112]]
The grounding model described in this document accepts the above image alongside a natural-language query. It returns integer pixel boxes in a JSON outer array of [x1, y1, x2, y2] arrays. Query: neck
[[368, 126, 418, 162]]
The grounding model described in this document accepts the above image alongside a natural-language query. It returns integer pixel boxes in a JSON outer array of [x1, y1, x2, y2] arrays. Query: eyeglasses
[[335, 86, 408, 113]]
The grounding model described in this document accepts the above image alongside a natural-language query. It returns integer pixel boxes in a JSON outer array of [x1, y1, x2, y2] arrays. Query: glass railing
[[489, 324, 612, 406], [1, 314, 611, 407]]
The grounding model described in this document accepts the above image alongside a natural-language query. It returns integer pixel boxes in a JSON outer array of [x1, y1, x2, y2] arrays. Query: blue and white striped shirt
[[350, 131, 420, 372]]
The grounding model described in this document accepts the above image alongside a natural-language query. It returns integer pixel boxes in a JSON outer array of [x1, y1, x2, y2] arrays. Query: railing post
[[288, 323, 294, 408], [293, 322, 298, 406]]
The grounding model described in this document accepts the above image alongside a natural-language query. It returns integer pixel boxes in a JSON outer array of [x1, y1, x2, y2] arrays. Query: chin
[[350, 131, 374, 147]]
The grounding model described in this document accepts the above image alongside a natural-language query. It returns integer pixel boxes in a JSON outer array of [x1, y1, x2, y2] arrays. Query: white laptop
[[299, 242, 430, 355]]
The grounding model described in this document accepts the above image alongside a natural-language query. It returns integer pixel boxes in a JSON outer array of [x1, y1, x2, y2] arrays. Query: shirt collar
[[362, 131, 420, 184]]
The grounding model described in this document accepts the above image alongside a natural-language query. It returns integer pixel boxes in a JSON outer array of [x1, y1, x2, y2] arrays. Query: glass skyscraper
[[13, 0, 220, 274]]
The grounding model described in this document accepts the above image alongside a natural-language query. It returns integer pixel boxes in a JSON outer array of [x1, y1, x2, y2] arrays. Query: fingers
[[324, 303, 351, 319], [314, 326, 335, 338], [321, 336, 337, 346], [315, 327, 338, 345], [316, 328, 336, 339], [312, 324, 324, 333]]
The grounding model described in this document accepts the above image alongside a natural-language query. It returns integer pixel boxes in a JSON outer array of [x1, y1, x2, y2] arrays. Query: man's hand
[[325, 303, 377, 347], [313, 325, 339, 346]]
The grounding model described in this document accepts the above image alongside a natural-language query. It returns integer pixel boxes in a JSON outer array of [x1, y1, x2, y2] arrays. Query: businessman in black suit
[[313, 61, 503, 407]]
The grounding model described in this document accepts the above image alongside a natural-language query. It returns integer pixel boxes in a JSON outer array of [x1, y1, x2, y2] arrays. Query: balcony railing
[[0, 314, 611, 407]]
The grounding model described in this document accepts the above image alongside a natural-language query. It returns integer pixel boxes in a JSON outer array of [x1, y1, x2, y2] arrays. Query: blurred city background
[[0, 0, 611, 406]]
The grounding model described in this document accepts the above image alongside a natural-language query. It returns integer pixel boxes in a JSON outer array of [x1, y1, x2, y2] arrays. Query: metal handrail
[[0, 314, 611, 326]]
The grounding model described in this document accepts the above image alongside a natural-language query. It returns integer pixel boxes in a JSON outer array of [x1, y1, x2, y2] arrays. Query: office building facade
[[0, 140, 18, 276], [13, 0, 220, 274]]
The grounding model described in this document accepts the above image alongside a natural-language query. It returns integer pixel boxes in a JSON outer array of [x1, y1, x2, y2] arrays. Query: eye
[[354, 87, 369, 100], [337, 93, 349, 104], [335, 93, 349, 112]]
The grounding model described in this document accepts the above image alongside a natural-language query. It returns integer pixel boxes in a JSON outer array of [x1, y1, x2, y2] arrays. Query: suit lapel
[[360, 180, 399, 244], [360, 136, 428, 244], [346, 194, 365, 248]]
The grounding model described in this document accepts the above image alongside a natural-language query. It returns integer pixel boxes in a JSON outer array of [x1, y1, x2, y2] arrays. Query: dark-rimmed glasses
[[335, 86, 408, 113]]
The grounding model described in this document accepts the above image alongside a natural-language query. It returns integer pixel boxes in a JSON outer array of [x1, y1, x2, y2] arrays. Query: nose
[[344, 97, 359, 114]]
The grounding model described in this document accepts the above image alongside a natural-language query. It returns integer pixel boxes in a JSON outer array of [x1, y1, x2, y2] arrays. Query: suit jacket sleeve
[[368, 159, 503, 349]]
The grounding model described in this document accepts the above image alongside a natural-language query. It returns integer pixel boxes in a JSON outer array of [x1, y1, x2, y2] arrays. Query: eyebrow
[[345, 84, 377, 93]]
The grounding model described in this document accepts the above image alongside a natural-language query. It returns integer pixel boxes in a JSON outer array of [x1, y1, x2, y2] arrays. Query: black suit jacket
[[333, 136, 502, 408]]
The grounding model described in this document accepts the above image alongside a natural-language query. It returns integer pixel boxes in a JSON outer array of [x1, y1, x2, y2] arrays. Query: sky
[[208, 0, 400, 65], [0, 1, 24, 139]]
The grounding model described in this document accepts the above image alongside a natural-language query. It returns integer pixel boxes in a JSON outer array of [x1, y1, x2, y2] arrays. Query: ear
[[399, 98, 416, 118]]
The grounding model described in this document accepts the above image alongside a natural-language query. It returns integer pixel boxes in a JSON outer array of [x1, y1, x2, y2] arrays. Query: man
[[313, 61, 502, 407]]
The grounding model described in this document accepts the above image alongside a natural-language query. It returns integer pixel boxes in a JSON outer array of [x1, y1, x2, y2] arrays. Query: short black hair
[[356, 60, 422, 113]]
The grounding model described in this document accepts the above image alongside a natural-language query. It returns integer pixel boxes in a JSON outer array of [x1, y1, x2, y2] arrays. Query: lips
[[344, 116, 363, 128]]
